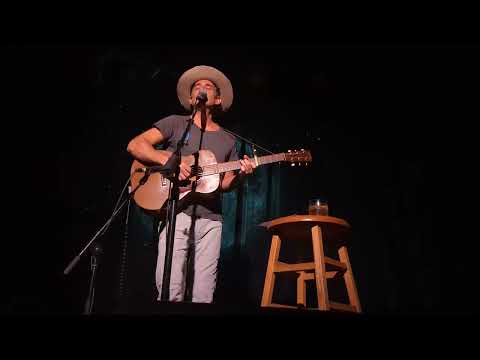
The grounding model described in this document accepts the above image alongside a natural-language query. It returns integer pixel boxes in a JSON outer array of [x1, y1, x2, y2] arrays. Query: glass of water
[[308, 198, 329, 216]]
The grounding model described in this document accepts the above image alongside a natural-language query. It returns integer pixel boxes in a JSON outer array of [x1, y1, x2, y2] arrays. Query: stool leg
[[311, 225, 329, 311], [338, 246, 362, 313], [297, 272, 307, 308], [261, 235, 281, 307]]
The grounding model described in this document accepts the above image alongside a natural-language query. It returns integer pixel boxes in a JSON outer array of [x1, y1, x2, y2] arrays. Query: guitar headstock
[[285, 149, 312, 167]]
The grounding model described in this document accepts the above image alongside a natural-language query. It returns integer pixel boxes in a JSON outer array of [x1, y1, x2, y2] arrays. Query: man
[[127, 65, 256, 303]]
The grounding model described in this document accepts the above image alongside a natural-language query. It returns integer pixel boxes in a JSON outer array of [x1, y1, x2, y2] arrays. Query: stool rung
[[324, 257, 347, 270], [329, 301, 357, 312], [274, 261, 315, 272], [298, 271, 342, 280], [275, 260, 347, 273]]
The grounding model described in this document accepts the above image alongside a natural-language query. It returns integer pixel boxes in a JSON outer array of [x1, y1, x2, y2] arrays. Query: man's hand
[[179, 159, 192, 181], [219, 155, 257, 192], [239, 155, 256, 176]]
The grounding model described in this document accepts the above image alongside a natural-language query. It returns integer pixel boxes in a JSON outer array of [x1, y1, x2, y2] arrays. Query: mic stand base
[[83, 244, 102, 315]]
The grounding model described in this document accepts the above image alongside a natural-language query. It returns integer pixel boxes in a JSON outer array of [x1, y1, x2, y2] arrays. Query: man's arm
[[127, 127, 191, 180], [220, 155, 256, 192], [127, 128, 171, 165]]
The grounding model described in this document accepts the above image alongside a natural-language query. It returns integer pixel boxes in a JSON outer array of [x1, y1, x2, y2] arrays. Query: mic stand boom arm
[[63, 167, 173, 276]]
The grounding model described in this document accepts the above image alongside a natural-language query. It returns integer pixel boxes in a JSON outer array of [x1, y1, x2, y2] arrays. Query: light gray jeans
[[156, 212, 223, 303]]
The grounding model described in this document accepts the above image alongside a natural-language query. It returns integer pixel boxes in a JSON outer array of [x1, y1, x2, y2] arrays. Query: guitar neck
[[202, 153, 286, 176]]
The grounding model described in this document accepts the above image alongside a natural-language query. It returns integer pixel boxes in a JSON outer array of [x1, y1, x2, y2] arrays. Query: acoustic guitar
[[130, 149, 312, 214]]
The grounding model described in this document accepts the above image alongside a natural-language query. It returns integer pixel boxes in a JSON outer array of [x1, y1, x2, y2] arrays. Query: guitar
[[130, 149, 312, 214]]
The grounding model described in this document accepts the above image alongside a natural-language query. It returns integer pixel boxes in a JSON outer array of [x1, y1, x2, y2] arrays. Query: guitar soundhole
[[179, 179, 192, 187]]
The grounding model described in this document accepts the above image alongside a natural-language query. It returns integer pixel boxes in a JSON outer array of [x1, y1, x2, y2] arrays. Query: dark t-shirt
[[152, 114, 239, 221]]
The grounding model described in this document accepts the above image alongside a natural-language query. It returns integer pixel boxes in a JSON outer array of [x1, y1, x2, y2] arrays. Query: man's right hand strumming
[[178, 159, 192, 181]]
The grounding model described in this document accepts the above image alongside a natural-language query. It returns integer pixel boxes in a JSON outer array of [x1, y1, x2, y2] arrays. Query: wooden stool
[[260, 215, 361, 313]]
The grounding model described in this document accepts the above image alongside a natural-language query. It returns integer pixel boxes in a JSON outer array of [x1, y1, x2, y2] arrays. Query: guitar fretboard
[[201, 153, 286, 176]]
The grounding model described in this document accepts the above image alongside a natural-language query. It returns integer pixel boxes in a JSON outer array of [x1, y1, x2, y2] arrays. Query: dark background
[[3, 42, 479, 315]]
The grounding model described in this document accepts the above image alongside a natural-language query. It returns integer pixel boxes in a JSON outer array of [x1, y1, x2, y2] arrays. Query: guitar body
[[130, 149, 220, 215]]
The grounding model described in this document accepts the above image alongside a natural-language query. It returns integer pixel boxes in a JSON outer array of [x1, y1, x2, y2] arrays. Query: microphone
[[134, 165, 166, 173], [196, 89, 208, 103]]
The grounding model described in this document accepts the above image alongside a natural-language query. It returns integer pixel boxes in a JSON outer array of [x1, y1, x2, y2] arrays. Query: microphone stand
[[64, 166, 173, 315], [160, 102, 200, 302]]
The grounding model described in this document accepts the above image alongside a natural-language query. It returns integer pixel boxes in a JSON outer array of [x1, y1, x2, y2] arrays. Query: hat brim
[[176, 65, 233, 112]]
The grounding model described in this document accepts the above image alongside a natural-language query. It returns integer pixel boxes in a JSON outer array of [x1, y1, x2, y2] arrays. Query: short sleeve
[[152, 115, 177, 141]]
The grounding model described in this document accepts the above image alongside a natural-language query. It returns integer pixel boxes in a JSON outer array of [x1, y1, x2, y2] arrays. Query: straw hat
[[176, 65, 233, 112]]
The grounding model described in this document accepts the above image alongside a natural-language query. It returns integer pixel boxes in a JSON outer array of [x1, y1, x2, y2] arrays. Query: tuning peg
[[288, 149, 292, 153]]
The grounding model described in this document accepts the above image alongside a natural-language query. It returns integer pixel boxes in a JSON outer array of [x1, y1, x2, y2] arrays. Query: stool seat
[[260, 214, 350, 242], [259, 214, 361, 313]]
